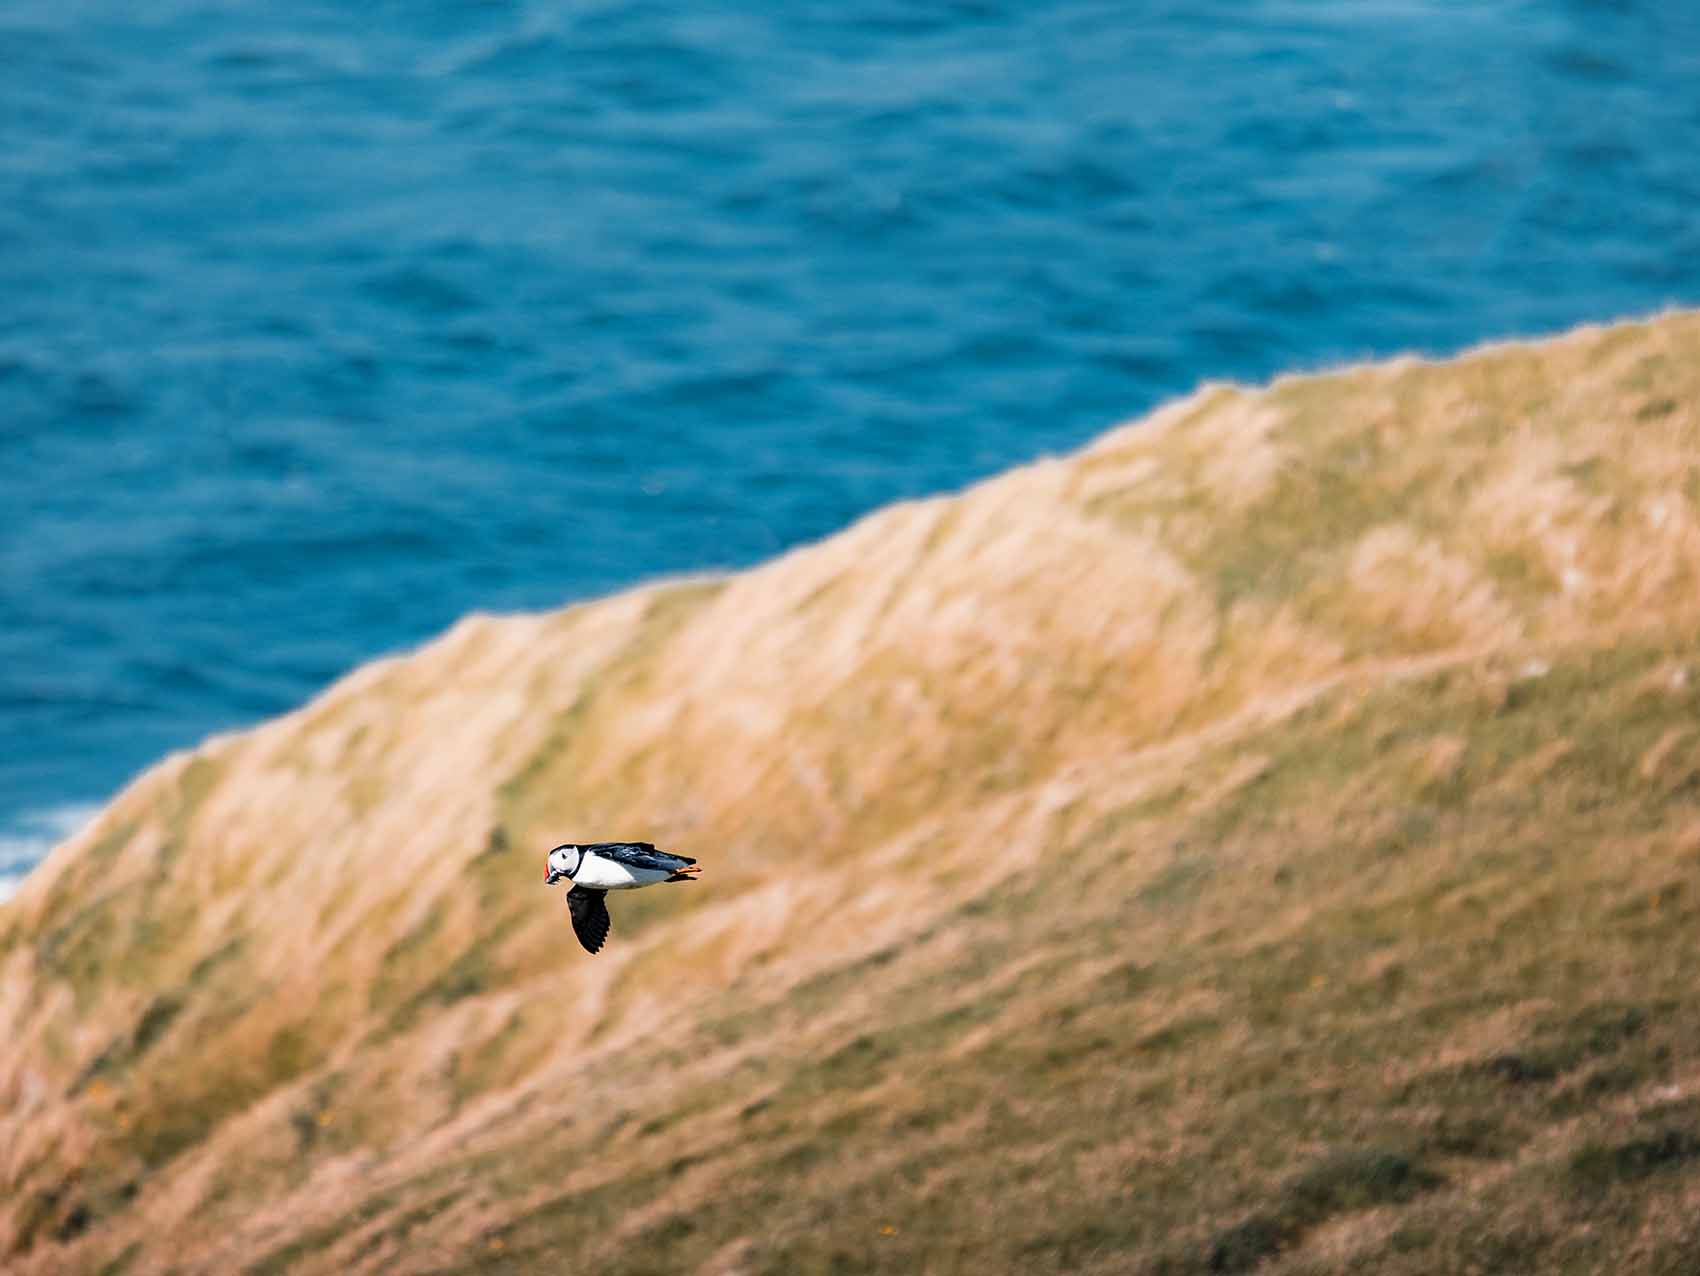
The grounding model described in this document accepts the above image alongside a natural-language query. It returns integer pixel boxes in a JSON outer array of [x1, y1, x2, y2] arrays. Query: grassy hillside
[[4, 312, 1700, 1274]]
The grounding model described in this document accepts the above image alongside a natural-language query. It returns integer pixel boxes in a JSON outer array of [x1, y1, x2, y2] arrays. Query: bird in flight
[[543, 841, 702, 954]]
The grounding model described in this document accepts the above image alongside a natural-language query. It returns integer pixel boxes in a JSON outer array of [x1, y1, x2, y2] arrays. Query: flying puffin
[[543, 841, 702, 954]]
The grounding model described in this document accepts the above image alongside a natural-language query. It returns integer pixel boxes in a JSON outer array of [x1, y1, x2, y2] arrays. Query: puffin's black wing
[[566, 886, 611, 955], [586, 841, 696, 873]]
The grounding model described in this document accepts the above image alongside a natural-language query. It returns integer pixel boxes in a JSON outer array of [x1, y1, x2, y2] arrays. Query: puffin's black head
[[544, 844, 580, 885]]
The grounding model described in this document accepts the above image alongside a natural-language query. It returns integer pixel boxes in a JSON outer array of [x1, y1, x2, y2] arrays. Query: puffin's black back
[[585, 842, 696, 872]]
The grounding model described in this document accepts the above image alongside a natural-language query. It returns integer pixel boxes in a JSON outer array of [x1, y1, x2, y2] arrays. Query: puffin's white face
[[544, 845, 579, 885]]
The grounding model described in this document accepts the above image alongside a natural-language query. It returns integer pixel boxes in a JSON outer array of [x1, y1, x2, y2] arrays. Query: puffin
[[543, 841, 702, 954]]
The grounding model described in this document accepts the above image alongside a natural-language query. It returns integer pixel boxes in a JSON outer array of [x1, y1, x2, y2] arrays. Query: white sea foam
[[0, 803, 103, 902]]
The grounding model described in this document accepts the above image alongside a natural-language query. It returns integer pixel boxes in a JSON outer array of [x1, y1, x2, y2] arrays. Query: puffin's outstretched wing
[[588, 841, 696, 873], [566, 886, 611, 955]]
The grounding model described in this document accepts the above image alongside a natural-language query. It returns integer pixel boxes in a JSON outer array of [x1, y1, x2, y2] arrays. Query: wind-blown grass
[[3, 312, 1700, 1273]]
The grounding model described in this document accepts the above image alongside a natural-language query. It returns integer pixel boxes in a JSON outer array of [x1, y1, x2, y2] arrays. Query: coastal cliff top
[[5, 312, 1700, 1274]]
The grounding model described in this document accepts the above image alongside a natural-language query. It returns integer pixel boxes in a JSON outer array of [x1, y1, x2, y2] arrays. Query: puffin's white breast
[[575, 854, 669, 891]]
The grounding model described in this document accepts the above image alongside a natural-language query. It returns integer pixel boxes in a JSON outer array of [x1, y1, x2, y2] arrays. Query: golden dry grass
[[3, 311, 1700, 1274]]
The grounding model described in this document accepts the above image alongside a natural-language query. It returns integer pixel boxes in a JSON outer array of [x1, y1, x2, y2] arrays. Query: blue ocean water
[[3, 1, 1698, 887]]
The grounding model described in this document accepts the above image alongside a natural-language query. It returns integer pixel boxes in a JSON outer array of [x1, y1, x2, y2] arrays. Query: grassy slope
[[3, 313, 1700, 1274]]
